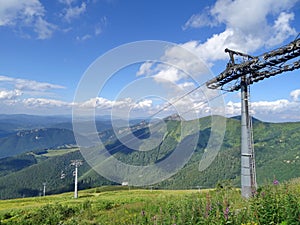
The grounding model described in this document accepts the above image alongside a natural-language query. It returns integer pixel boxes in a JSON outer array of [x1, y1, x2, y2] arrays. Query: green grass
[[0, 187, 201, 213], [0, 179, 299, 224], [41, 148, 79, 157]]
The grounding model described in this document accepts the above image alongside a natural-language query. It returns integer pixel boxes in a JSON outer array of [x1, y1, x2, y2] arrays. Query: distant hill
[[0, 150, 113, 199], [0, 153, 37, 177], [0, 114, 71, 132], [0, 128, 76, 158], [0, 116, 299, 199], [0, 114, 142, 132]]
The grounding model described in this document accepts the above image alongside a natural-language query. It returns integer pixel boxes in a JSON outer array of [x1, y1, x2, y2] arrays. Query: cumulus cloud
[[133, 99, 153, 110], [0, 97, 73, 115], [182, 0, 297, 63], [0, 0, 56, 39], [135, 0, 299, 122], [78, 97, 153, 111], [0, 89, 22, 100], [0, 75, 69, 114], [268, 12, 297, 46], [136, 44, 211, 88], [180, 29, 259, 62], [22, 98, 70, 108], [79, 97, 115, 109], [153, 67, 184, 84], [0, 88, 298, 121], [226, 95, 300, 122], [138, 0, 298, 87], [290, 89, 300, 101]]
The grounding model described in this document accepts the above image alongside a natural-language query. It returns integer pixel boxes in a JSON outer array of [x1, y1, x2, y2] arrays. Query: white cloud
[[290, 89, 300, 101], [226, 101, 241, 115], [34, 17, 57, 40], [268, 12, 297, 46], [136, 0, 299, 106], [252, 99, 291, 112], [180, 29, 261, 62], [58, 1, 108, 38], [210, 0, 297, 34], [76, 34, 92, 41], [0, 76, 69, 114], [82, 97, 152, 111], [133, 99, 152, 110], [80, 97, 114, 109], [183, 8, 218, 30], [137, 62, 153, 76], [95, 25, 102, 36], [0, 75, 65, 92], [162, 44, 211, 74], [78, 97, 136, 110], [0, 89, 298, 121], [137, 44, 211, 87], [226, 96, 300, 122], [95, 16, 107, 36], [153, 67, 184, 84], [182, 0, 298, 63], [177, 82, 196, 91], [0, 0, 56, 39], [62, 2, 87, 22], [178, 0, 300, 122], [0, 89, 22, 100], [22, 98, 70, 108], [58, 0, 77, 6], [0, 0, 43, 26]]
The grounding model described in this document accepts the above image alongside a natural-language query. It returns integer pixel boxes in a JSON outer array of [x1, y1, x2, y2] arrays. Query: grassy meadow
[[0, 178, 299, 225]]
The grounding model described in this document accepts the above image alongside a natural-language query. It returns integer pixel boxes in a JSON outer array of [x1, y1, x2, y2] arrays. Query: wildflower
[[205, 193, 212, 218], [273, 179, 279, 185], [251, 189, 258, 196], [223, 207, 229, 220]]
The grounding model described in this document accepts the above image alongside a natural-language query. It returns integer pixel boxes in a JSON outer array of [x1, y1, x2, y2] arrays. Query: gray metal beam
[[240, 75, 257, 198]]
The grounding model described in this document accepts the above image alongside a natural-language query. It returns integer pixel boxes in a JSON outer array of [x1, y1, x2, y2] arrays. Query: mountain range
[[0, 114, 299, 199]]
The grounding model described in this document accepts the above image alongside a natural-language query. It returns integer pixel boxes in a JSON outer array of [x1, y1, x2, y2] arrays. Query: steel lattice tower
[[206, 36, 300, 198]]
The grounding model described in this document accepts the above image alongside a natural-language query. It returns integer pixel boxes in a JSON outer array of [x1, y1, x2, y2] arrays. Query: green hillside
[[0, 178, 299, 224], [0, 128, 77, 158], [0, 150, 114, 199], [0, 116, 299, 199]]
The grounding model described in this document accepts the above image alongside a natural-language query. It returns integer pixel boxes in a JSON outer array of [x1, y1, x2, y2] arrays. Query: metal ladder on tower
[[247, 83, 257, 193]]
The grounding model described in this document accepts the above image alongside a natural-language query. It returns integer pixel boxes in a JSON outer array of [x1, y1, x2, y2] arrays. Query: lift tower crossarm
[[206, 37, 300, 91]]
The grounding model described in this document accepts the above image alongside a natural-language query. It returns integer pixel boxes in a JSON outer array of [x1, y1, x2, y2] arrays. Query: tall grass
[[0, 178, 299, 224]]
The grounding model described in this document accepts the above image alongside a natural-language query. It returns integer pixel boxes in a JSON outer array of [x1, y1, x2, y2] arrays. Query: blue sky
[[0, 0, 300, 122]]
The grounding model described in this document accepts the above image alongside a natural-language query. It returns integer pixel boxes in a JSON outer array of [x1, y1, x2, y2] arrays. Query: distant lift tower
[[71, 160, 83, 198], [206, 36, 300, 198]]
